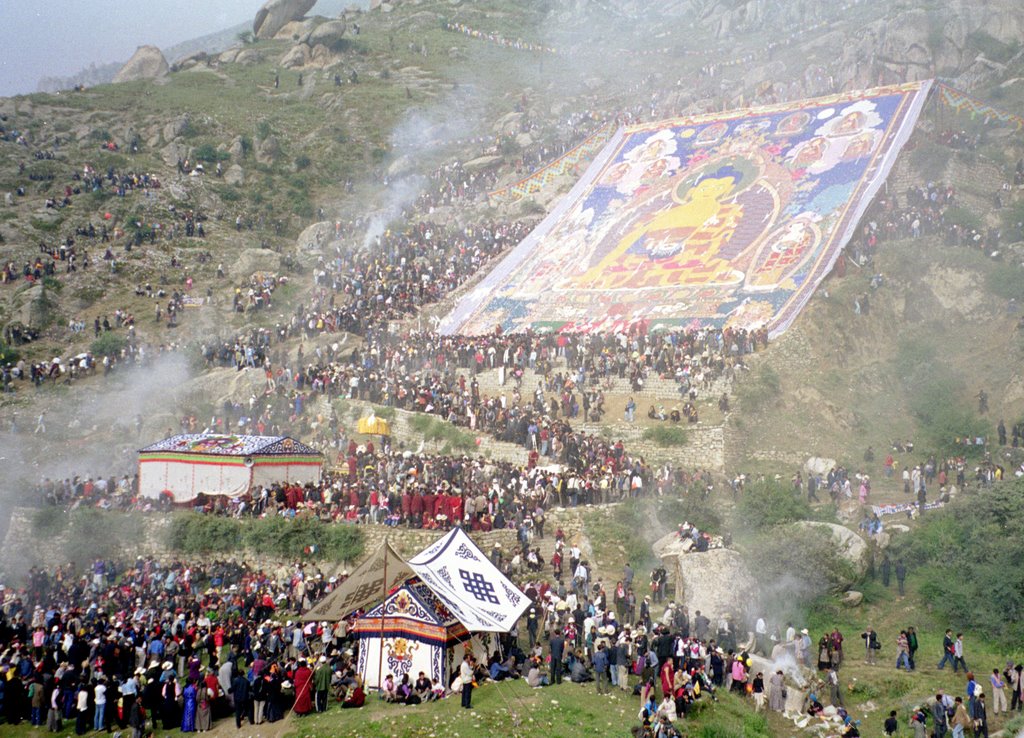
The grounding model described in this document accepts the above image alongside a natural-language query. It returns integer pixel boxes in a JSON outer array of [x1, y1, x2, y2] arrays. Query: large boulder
[[794, 522, 869, 577], [163, 114, 191, 143], [113, 46, 169, 84], [161, 142, 188, 167], [224, 164, 245, 186], [308, 44, 338, 68], [804, 457, 836, 477], [662, 548, 757, 621], [652, 531, 681, 559], [280, 43, 311, 69], [218, 47, 242, 64], [296, 221, 333, 252], [235, 48, 264, 66], [231, 248, 282, 278], [13, 283, 50, 329], [255, 136, 280, 164], [463, 155, 502, 173], [253, 0, 317, 40], [309, 20, 347, 47], [841, 590, 864, 607], [173, 51, 210, 71], [183, 367, 270, 410], [274, 17, 319, 41]]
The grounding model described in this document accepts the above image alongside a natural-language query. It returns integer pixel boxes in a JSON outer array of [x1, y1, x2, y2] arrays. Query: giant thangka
[[442, 82, 932, 337]]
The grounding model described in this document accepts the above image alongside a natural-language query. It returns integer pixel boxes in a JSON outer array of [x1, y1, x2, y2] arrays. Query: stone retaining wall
[[577, 421, 725, 468]]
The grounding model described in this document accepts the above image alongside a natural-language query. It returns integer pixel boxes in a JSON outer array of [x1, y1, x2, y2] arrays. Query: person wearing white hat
[[313, 655, 332, 712], [798, 629, 811, 667]]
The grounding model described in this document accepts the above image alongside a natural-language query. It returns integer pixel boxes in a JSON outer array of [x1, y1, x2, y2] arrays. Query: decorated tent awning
[[139, 434, 320, 457], [137, 434, 322, 502], [301, 541, 413, 622], [304, 529, 529, 634], [351, 581, 471, 645]]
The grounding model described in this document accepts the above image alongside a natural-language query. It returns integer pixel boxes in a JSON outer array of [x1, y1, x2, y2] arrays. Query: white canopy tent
[[304, 528, 529, 689], [137, 434, 322, 503]]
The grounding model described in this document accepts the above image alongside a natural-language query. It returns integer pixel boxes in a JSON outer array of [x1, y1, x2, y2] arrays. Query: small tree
[[91, 331, 128, 357], [738, 479, 810, 530]]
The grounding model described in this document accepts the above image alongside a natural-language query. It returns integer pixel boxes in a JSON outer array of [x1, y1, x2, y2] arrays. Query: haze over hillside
[[1, 0, 360, 96]]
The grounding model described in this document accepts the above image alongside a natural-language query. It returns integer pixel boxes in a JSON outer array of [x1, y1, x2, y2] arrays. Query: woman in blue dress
[[181, 681, 197, 733]]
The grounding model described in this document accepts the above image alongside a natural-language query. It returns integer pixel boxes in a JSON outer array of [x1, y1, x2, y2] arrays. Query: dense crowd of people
[[0, 554, 373, 732], [1, 511, 1017, 738]]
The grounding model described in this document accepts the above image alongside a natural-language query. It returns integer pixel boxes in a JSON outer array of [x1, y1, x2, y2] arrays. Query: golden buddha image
[[572, 156, 784, 291]]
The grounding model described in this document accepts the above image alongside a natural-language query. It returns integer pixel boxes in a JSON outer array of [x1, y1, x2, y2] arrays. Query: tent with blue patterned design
[[338, 528, 529, 690]]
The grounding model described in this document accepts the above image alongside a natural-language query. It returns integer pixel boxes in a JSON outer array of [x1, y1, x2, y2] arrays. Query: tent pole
[[377, 536, 388, 690]]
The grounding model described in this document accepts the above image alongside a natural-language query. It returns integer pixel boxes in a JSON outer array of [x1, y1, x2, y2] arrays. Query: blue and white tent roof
[[407, 528, 530, 633]]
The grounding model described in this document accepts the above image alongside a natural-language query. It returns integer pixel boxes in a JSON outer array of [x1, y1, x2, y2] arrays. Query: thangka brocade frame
[[442, 82, 932, 338]]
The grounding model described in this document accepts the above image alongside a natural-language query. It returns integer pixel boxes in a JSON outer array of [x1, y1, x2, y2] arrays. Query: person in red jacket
[[292, 660, 314, 716], [410, 490, 424, 527], [399, 491, 410, 522]]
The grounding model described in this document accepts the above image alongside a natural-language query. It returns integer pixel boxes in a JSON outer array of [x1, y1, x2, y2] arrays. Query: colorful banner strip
[[487, 123, 616, 204], [442, 22, 557, 55], [936, 82, 1024, 129]]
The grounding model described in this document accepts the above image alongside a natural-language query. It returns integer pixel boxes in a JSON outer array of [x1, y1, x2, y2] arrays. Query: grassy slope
[[798, 574, 1020, 736], [731, 233, 1024, 473], [0, 681, 765, 738]]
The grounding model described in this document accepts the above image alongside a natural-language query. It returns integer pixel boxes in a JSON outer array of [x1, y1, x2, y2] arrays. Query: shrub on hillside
[[32, 506, 68, 536], [91, 331, 128, 357], [897, 480, 1024, 644], [409, 414, 433, 434], [943, 205, 983, 232], [0, 342, 20, 365], [894, 337, 989, 452], [747, 524, 857, 621], [642, 425, 688, 447], [655, 496, 722, 538], [193, 143, 230, 163], [737, 480, 809, 530], [168, 513, 239, 553], [909, 141, 951, 182], [63, 510, 144, 566], [169, 513, 364, 561], [1000, 200, 1024, 240], [988, 265, 1024, 302], [423, 420, 475, 451], [243, 515, 363, 560], [736, 364, 780, 412]]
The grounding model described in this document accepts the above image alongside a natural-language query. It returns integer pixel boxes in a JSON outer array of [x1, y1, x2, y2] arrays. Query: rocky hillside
[[0, 0, 1022, 492]]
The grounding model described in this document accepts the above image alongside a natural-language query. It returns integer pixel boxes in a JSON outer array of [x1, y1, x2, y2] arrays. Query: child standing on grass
[[884, 710, 899, 736]]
